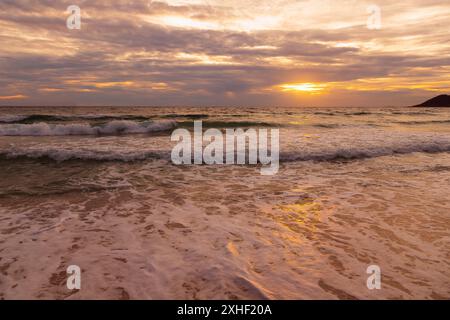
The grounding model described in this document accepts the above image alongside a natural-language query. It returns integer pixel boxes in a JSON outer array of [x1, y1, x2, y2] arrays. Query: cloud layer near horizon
[[0, 0, 449, 106]]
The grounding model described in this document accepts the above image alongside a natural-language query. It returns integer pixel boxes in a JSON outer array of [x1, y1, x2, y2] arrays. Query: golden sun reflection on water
[[277, 198, 322, 237]]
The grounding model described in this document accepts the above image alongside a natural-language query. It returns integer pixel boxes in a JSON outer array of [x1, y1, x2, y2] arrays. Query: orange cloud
[[0, 94, 27, 100]]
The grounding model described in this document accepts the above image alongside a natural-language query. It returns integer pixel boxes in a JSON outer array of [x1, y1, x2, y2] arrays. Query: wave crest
[[0, 120, 176, 136], [280, 141, 450, 162], [0, 114, 151, 123], [0, 148, 166, 162], [2, 140, 450, 163]]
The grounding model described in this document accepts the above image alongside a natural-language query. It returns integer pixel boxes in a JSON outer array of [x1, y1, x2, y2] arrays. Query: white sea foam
[[1, 146, 166, 161], [281, 130, 450, 161], [0, 115, 30, 123], [279, 141, 450, 161], [2, 138, 450, 162], [2, 106, 450, 300], [0, 120, 176, 136]]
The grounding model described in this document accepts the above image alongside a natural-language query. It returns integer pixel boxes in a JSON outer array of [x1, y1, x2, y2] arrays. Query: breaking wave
[[0, 148, 167, 162], [0, 115, 30, 123], [2, 140, 450, 163], [0, 114, 150, 123], [0, 113, 212, 123], [280, 140, 450, 162], [0, 120, 176, 136]]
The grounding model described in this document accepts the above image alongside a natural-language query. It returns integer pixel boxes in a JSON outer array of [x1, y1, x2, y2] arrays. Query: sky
[[0, 0, 449, 107]]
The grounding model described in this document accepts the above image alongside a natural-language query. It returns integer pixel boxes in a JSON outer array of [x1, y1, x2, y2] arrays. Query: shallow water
[[0, 106, 449, 299]]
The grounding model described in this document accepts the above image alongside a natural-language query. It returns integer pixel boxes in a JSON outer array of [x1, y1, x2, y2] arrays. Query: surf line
[[170, 120, 279, 175]]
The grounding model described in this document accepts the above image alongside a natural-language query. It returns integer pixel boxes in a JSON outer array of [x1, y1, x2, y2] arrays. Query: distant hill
[[413, 94, 450, 107]]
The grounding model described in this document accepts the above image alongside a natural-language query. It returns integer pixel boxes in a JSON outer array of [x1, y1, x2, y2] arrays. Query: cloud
[[0, 0, 449, 106]]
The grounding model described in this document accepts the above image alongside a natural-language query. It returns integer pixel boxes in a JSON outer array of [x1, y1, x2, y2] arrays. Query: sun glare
[[279, 83, 326, 94]]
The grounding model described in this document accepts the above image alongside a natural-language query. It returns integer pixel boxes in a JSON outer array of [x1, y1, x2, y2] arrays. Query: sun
[[279, 83, 326, 94]]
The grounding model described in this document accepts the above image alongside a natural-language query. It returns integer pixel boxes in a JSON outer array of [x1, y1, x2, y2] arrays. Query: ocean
[[0, 106, 449, 299]]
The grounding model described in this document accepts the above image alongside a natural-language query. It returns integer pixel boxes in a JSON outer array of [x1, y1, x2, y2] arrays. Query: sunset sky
[[0, 0, 449, 107]]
